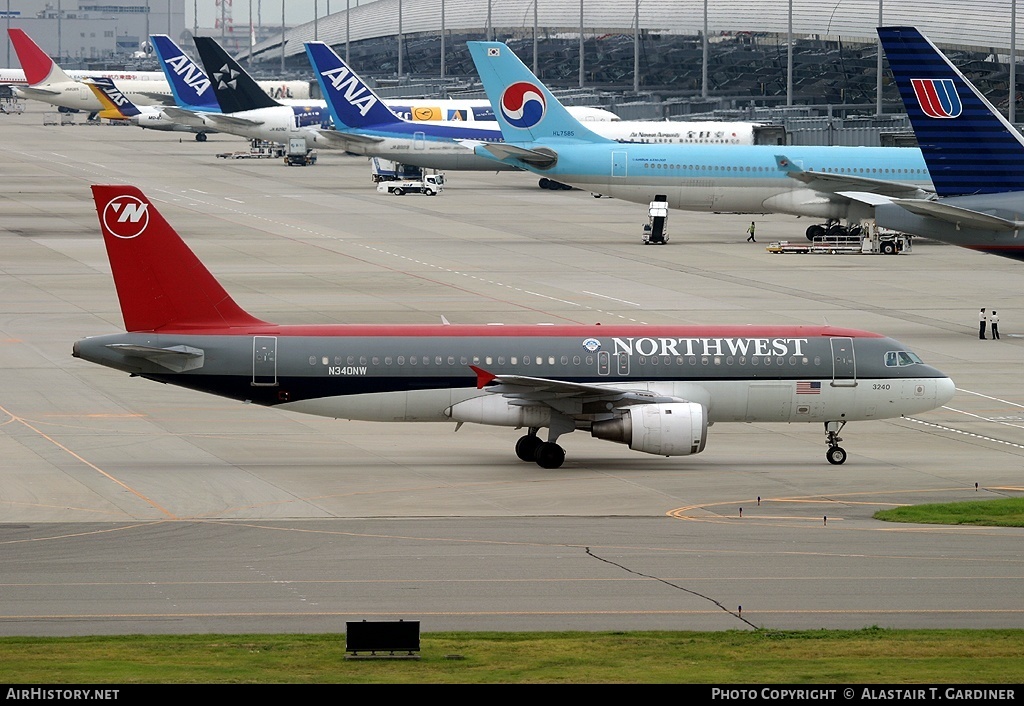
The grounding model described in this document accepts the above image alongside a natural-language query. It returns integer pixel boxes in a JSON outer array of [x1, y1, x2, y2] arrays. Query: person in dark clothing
[[979, 308, 987, 339]]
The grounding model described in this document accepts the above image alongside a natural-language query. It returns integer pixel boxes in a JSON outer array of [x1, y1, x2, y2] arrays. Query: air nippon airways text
[[6, 688, 120, 700], [320, 66, 377, 116], [612, 337, 808, 357]]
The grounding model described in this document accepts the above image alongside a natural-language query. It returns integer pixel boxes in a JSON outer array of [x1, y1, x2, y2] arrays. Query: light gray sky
[[189, 1, 375, 31]]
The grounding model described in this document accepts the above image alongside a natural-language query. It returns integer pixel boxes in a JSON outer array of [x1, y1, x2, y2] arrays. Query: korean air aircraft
[[466, 41, 937, 240], [306, 41, 769, 180], [82, 76, 214, 141], [74, 185, 954, 468], [874, 27, 1024, 261]]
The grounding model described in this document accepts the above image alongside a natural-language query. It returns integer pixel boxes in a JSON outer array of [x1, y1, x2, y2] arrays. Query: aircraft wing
[[313, 129, 384, 148], [775, 154, 933, 198], [106, 343, 205, 372], [889, 198, 1024, 231], [203, 113, 265, 128], [468, 142, 558, 168], [471, 366, 687, 409]]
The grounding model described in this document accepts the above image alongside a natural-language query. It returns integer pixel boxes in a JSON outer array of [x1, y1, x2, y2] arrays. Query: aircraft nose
[[936, 376, 956, 406]]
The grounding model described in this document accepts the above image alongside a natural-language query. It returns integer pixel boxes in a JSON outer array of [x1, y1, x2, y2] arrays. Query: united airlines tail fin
[[90, 185, 268, 332], [8, 28, 75, 85], [304, 42, 405, 128], [878, 26, 1024, 197], [466, 41, 611, 145], [83, 77, 142, 118], [150, 34, 220, 112], [193, 36, 279, 113]]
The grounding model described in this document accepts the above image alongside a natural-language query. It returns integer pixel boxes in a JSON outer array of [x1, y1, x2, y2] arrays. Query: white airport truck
[[766, 229, 911, 255], [376, 173, 445, 196]]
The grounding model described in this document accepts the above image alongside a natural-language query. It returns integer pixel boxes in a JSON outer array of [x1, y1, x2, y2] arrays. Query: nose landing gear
[[825, 421, 847, 465]]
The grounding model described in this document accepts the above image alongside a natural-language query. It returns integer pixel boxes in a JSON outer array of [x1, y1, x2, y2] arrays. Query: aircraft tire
[[195, 133, 208, 142], [534, 442, 566, 469], [539, 178, 550, 189], [826, 446, 847, 465], [515, 434, 542, 462], [806, 224, 825, 241]]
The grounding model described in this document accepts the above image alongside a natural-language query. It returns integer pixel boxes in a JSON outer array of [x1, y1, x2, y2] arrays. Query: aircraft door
[[612, 150, 628, 177], [830, 337, 857, 387], [617, 352, 630, 376], [598, 351, 610, 375], [414, 131, 426, 150], [253, 336, 278, 386]]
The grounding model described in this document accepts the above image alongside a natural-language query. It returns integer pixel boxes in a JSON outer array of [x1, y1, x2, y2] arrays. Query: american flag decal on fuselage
[[796, 381, 821, 394]]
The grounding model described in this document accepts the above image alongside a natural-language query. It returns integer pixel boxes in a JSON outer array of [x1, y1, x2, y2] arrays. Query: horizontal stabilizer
[[470, 142, 557, 168], [204, 113, 265, 128], [134, 91, 176, 106], [890, 198, 1024, 231], [314, 129, 384, 147], [15, 85, 62, 97], [106, 344, 205, 372]]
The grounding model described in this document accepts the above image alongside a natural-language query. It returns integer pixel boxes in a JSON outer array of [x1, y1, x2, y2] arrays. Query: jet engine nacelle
[[446, 395, 552, 429], [591, 403, 708, 456]]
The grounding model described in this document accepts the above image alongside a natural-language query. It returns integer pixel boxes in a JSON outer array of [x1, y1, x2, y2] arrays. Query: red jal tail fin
[[8, 28, 71, 85], [91, 185, 270, 332]]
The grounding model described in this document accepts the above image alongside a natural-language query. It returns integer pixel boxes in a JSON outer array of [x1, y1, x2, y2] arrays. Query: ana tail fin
[[305, 42, 403, 128], [467, 41, 611, 145], [90, 185, 269, 332], [9, 28, 74, 85], [151, 34, 220, 111], [878, 26, 1024, 196], [194, 36, 279, 113]]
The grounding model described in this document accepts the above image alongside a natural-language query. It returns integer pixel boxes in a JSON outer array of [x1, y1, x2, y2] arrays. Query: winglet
[[470, 365, 497, 389], [90, 185, 270, 332]]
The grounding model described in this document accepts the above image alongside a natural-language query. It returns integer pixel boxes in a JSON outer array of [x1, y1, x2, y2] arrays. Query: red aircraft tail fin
[[8, 28, 73, 85], [90, 185, 270, 332]]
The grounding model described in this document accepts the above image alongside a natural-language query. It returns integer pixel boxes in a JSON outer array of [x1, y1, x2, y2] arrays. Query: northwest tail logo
[[499, 82, 546, 129], [102, 196, 149, 239], [911, 78, 962, 118]]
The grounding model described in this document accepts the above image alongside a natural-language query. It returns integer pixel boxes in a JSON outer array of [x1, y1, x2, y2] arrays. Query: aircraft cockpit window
[[885, 351, 923, 367]]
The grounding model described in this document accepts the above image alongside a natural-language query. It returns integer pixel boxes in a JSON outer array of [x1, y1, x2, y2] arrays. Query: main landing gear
[[824, 421, 847, 465], [515, 428, 566, 469], [538, 177, 573, 191], [195, 132, 209, 142], [805, 221, 863, 241]]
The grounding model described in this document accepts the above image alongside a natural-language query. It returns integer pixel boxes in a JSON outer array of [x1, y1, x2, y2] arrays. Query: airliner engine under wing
[[466, 41, 936, 239], [874, 26, 1024, 261], [74, 185, 954, 468]]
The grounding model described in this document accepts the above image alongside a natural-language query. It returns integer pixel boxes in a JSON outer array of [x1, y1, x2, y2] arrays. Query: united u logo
[[911, 78, 962, 118]]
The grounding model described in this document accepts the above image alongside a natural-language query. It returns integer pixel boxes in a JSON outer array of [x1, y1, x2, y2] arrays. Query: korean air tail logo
[[500, 82, 546, 129], [911, 78, 962, 118], [102, 196, 149, 239]]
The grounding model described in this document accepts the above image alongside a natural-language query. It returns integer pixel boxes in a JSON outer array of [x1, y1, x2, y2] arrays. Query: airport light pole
[[532, 0, 537, 76], [787, 0, 793, 107], [579, 0, 584, 88], [702, 0, 707, 99], [1011, 0, 1017, 124], [633, 0, 639, 93], [876, 0, 883, 115], [441, 0, 446, 78]]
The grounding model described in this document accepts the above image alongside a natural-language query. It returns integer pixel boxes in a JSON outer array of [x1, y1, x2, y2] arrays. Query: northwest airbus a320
[[74, 186, 955, 468]]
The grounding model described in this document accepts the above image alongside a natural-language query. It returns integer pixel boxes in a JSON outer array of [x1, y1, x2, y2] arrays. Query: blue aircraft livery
[[150, 34, 220, 112], [878, 26, 1024, 196], [304, 41, 503, 143]]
